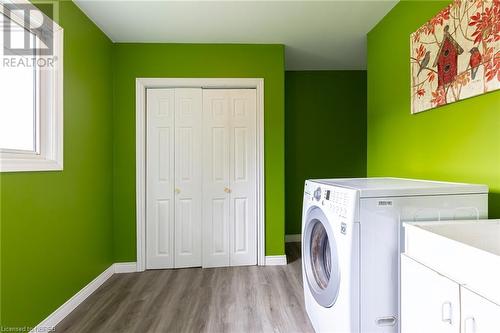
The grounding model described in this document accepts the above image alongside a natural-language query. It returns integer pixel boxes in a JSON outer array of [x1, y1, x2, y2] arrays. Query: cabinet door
[[461, 287, 500, 333], [146, 89, 175, 269], [174, 88, 203, 268], [401, 255, 460, 333]]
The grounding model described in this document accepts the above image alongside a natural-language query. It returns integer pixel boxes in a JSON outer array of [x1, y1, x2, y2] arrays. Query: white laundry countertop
[[404, 220, 500, 305]]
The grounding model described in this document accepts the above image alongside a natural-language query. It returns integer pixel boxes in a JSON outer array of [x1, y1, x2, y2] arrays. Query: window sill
[[1, 158, 63, 172]]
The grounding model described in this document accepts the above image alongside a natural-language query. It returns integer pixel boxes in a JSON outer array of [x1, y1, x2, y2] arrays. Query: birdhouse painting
[[410, 0, 500, 114]]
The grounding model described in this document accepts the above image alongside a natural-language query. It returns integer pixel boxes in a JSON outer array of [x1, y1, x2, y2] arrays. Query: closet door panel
[[146, 89, 175, 269], [174, 88, 203, 268], [229, 90, 257, 266], [202, 91, 231, 267]]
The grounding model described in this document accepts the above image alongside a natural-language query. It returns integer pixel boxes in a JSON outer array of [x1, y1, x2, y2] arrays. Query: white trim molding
[[30, 265, 114, 333], [30, 263, 137, 332], [285, 234, 302, 243], [265, 255, 287, 266], [135, 78, 266, 271], [113, 262, 137, 274]]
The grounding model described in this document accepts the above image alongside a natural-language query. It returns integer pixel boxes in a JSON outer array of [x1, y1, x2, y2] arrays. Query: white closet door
[[228, 89, 257, 266], [146, 89, 175, 269], [202, 91, 231, 267], [174, 88, 203, 268], [202, 89, 257, 267]]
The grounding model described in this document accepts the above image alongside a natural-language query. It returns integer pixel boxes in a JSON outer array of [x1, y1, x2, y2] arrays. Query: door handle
[[224, 187, 232, 193], [464, 317, 476, 333], [175, 188, 181, 194], [441, 301, 453, 325]]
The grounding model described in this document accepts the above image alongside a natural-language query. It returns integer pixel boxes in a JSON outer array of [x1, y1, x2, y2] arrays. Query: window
[[0, 1, 63, 172], [0, 19, 37, 152]]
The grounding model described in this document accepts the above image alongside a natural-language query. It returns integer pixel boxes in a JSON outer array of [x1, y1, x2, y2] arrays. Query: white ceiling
[[74, 1, 398, 70]]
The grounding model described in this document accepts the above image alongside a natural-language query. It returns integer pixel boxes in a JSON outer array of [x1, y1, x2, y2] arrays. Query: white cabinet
[[402, 221, 500, 333], [401, 254, 500, 333], [461, 287, 500, 333], [401, 255, 460, 333]]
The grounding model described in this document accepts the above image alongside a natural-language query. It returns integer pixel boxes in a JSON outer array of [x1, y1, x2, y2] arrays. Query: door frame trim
[[135, 78, 265, 271]]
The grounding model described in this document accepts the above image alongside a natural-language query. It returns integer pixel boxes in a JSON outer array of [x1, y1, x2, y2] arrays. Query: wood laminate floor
[[56, 242, 314, 333]]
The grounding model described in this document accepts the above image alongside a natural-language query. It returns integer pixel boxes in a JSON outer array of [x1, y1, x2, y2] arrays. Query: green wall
[[112, 44, 286, 260], [0, 1, 114, 327], [367, 1, 500, 217], [285, 71, 367, 235]]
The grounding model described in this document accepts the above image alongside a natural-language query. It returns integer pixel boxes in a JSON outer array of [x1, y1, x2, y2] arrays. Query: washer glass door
[[303, 206, 340, 308]]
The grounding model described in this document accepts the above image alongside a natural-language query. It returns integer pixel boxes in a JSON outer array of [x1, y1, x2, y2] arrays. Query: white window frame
[[0, 0, 63, 172]]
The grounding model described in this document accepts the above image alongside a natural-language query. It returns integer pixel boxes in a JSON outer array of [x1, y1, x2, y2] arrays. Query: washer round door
[[303, 206, 341, 308]]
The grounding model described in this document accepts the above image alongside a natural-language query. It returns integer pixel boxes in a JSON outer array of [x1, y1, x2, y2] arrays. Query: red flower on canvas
[[427, 71, 435, 83], [417, 88, 426, 97], [469, 4, 500, 44], [431, 87, 446, 106], [431, 6, 450, 26], [485, 51, 500, 81], [453, 71, 470, 88], [415, 44, 426, 61]]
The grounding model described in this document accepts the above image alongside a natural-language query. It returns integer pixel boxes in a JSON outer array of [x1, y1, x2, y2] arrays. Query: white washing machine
[[302, 178, 488, 333]]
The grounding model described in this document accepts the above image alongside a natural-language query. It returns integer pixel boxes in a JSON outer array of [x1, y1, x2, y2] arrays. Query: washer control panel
[[324, 188, 351, 219], [305, 181, 358, 221]]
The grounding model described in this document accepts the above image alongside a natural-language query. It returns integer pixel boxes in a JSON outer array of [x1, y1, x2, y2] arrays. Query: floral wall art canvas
[[410, 0, 500, 114]]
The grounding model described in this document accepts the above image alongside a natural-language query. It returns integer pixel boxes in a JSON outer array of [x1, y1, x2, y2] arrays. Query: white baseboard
[[30, 265, 115, 332], [285, 234, 302, 243], [265, 255, 287, 266], [30, 262, 137, 333], [113, 262, 137, 273]]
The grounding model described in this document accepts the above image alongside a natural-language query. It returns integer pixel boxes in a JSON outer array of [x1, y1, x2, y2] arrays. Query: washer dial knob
[[314, 187, 322, 201]]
